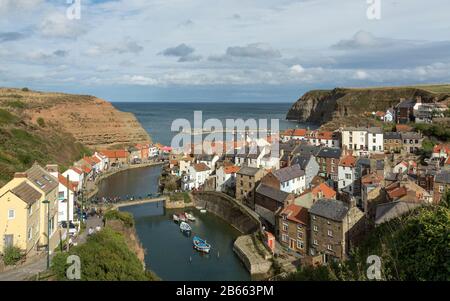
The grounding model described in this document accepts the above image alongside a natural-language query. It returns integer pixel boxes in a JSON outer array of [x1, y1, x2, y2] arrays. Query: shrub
[[104, 210, 134, 227], [3, 246, 23, 266], [21, 87, 29, 92], [37, 117, 46, 127], [51, 228, 154, 280]]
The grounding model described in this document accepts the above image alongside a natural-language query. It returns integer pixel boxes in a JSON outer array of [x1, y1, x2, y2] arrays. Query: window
[[282, 215, 287, 221], [313, 225, 318, 232], [328, 230, 333, 237], [345, 173, 351, 180], [297, 231, 303, 239], [282, 223, 288, 231], [439, 185, 444, 193], [28, 205, 32, 216], [313, 239, 318, 246], [312, 215, 316, 220], [327, 244, 333, 251], [282, 234, 288, 242], [28, 227, 33, 241], [8, 209, 15, 220], [297, 240, 304, 249]]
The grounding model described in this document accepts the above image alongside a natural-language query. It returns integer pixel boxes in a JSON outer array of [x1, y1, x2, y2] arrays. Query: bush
[[37, 117, 46, 127], [21, 87, 29, 92], [51, 228, 154, 280], [3, 246, 23, 266], [104, 210, 134, 227]]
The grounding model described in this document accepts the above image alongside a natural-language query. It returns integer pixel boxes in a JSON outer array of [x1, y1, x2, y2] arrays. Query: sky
[[0, 0, 450, 102]]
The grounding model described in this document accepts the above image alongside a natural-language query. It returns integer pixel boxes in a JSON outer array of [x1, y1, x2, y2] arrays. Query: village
[[163, 96, 450, 266], [0, 95, 448, 277], [0, 142, 171, 273]]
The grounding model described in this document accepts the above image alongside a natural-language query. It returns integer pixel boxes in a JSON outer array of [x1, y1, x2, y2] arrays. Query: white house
[[341, 127, 368, 154], [215, 165, 240, 192], [46, 166, 77, 224], [182, 163, 211, 191], [338, 155, 357, 195], [384, 109, 395, 123], [272, 164, 306, 194], [260, 151, 280, 170], [305, 131, 339, 148], [367, 128, 384, 153], [62, 167, 84, 191], [342, 127, 383, 155], [393, 161, 409, 174], [196, 154, 219, 170], [93, 152, 109, 171]]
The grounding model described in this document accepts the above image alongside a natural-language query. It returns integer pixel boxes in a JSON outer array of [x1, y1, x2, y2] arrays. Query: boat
[[173, 214, 179, 222], [179, 221, 192, 232], [200, 209, 207, 214], [185, 212, 196, 221], [193, 236, 211, 253], [178, 213, 188, 222]]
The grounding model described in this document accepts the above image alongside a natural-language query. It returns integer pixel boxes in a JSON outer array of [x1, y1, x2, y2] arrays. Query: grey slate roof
[[291, 154, 312, 169], [292, 143, 321, 157], [316, 147, 342, 159], [435, 170, 450, 184], [384, 132, 401, 140], [237, 166, 260, 176], [26, 163, 58, 194], [375, 201, 421, 225], [401, 132, 422, 140], [11, 182, 42, 205], [273, 164, 305, 182], [309, 199, 349, 222], [397, 99, 415, 108], [367, 127, 382, 134], [256, 183, 291, 204]]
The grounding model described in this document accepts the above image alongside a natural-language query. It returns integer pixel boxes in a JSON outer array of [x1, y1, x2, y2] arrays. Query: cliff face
[[0, 88, 150, 149], [286, 86, 450, 126], [0, 87, 150, 186]]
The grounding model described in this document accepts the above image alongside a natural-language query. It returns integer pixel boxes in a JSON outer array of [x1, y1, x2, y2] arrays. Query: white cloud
[[290, 64, 305, 74], [39, 13, 86, 38], [354, 70, 369, 80]]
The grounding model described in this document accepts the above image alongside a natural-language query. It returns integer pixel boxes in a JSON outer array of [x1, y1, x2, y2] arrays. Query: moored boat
[[178, 213, 188, 222], [173, 214, 179, 222], [193, 236, 211, 253], [180, 221, 192, 232], [200, 209, 207, 214], [185, 212, 196, 221]]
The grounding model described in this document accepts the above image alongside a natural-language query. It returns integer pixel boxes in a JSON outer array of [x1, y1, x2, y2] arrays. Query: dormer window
[[35, 179, 45, 188], [42, 175, 52, 182]]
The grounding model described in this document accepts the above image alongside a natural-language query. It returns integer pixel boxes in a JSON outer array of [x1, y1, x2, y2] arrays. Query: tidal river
[[96, 165, 250, 281]]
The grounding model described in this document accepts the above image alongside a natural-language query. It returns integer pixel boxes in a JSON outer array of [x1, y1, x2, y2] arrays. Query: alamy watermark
[[170, 111, 279, 157], [366, 0, 381, 20], [366, 255, 382, 280], [66, 0, 81, 20], [66, 255, 81, 280]]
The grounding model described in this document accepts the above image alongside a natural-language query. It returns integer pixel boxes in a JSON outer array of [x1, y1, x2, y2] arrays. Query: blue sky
[[1, 0, 450, 102]]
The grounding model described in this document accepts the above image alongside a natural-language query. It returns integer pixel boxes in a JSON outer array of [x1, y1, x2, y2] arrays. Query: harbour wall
[[192, 191, 260, 234]]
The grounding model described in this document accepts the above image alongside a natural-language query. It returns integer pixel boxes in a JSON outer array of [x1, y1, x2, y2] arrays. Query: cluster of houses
[[371, 96, 448, 124], [0, 143, 168, 257], [167, 124, 449, 264]]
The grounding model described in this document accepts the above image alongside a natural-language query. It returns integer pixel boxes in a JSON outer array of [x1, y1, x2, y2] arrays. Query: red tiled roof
[[81, 165, 92, 174], [83, 156, 96, 166], [91, 156, 101, 164], [281, 129, 295, 136], [292, 129, 307, 137], [446, 157, 450, 165], [312, 183, 336, 199], [387, 186, 407, 199], [71, 167, 82, 175], [395, 124, 413, 132], [339, 155, 356, 167], [100, 150, 128, 159], [193, 163, 210, 172], [433, 144, 450, 154], [375, 111, 385, 117], [317, 131, 334, 140], [58, 174, 77, 192], [224, 165, 240, 174], [280, 204, 308, 225]]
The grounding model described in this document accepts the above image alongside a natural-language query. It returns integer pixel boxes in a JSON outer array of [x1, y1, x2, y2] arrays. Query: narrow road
[[0, 216, 103, 281]]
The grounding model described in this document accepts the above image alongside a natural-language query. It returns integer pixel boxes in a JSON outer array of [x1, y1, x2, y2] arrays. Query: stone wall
[[192, 191, 260, 234]]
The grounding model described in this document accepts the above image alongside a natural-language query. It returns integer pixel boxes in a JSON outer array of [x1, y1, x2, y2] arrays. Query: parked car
[[60, 221, 77, 236]]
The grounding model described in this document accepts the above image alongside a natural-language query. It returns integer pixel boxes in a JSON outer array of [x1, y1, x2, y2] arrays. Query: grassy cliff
[[286, 85, 450, 129], [0, 87, 150, 186], [0, 96, 91, 186]]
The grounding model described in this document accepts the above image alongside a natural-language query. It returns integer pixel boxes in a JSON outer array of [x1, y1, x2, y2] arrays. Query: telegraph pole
[[42, 199, 50, 269], [66, 174, 70, 252]]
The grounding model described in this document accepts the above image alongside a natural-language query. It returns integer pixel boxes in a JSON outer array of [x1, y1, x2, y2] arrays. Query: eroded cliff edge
[[286, 86, 450, 129], [1, 88, 151, 149]]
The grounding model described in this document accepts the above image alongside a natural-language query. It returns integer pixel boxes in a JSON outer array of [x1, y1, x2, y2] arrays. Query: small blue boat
[[193, 236, 211, 253]]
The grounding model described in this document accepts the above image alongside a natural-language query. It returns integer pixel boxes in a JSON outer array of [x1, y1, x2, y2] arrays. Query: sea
[[112, 102, 313, 146]]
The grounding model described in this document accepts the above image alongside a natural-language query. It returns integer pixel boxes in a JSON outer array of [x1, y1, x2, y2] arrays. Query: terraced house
[[0, 163, 60, 256]]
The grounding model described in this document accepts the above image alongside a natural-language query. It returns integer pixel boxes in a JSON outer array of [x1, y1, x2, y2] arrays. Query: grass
[[0, 109, 18, 125], [169, 192, 191, 203]]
